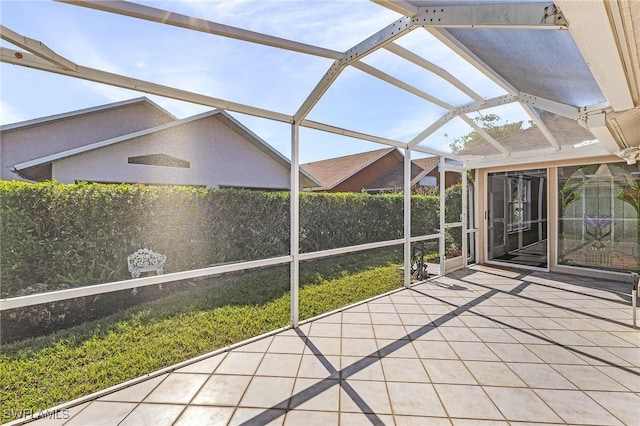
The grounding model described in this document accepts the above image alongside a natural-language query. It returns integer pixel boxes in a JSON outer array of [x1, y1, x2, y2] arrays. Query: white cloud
[[0, 100, 26, 125]]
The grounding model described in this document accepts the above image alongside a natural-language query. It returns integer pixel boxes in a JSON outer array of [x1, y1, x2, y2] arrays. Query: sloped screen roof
[[447, 28, 605, 105]]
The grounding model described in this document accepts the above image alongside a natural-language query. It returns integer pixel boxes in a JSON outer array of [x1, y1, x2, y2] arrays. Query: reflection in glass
[[558, 162, 640, 272]]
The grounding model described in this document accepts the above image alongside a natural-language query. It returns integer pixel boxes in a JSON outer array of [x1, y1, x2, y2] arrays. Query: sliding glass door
[[487, 169, 548, 269]]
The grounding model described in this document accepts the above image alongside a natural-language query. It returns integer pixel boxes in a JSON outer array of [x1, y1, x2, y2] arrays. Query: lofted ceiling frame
[[1, 0, 636, 168]]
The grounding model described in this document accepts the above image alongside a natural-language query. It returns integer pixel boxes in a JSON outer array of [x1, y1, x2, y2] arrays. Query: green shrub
[[1, 181, 461, 297]]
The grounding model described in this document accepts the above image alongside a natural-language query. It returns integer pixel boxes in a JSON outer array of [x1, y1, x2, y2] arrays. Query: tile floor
[[27, 265, 640, 425]]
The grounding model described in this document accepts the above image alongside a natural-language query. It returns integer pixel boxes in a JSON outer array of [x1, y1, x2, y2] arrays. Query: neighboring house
[[0, 98, 317, 189], [453, 111, 595, 156], [301, 148, 457, 193]]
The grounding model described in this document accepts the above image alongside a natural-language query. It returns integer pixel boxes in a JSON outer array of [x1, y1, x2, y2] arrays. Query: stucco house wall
[[1, 99, 174, 181], [51, 113, 291, 189]]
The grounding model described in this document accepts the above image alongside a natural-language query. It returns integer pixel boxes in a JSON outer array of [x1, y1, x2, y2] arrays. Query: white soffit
[[555, 0, 634, 111]]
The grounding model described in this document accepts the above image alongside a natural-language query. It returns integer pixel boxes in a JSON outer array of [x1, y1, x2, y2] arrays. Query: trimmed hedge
[[1, 181, 461, 297]]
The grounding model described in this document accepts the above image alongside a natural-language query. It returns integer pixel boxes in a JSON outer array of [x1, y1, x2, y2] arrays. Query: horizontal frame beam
[[518, 92, 579, 120], [352, 61, 454, 110], [1, 47, 293, 123], [384, 42, 484, 103], [298, 239, 405, 262], [0, 256, 293, 311], [414, 3, 567, 29], [300, 119, 408, 149], [0, 25, 77, 70], [56, 0, 342, 60]]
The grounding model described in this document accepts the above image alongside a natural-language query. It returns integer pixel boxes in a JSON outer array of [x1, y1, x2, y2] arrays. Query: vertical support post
[[632, 273, 638, 328], [403, 148, 411, 287], [548, 167, 557, 270], [462, 167, 468, 268], [290, 123, 300, 327], [439, 157, 446, 276]]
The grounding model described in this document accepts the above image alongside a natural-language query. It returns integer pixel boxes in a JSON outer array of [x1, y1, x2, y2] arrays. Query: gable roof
[[365, 156, 440, 192], [0, 97, 175, 132], [300, 147, 399, 190], [456, 111, 597, 157], [13, 107, 319, 187]]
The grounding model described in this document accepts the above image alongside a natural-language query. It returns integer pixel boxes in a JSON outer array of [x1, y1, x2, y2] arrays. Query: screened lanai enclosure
[[0, 0, 639, 424]]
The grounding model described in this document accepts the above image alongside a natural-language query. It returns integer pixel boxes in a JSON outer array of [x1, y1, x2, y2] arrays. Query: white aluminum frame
[[1, 0, 634, 320]]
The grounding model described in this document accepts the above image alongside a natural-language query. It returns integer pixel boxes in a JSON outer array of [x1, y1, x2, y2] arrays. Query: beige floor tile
[[339, 380, 392, 414], [342, 312, 372, 324], [485, 342, 543, 363], [175, 354, 226, 374], [506, 363, 577, 389], [422, 359, 477, 385], [376, 338, 418, 358], [573, 346, 633, 367], [341, 412, 395, 425], [341, 356, 385, 381], [267, 335, 307, 354], [464, 361, 526, 387], [586, 391, 640, 426], [434, 384, 503, 420], [315, 312, 342, 323], [449, 342, 500, 361], [342, 323, 375, 338], [534, 389, 623, 425], [395, 304, 425, 314], [438, 327, 481, 342], [373, 324, 409, 340], [304, 336, 341, 356], [26, 402, 91, 426], [215, 351, 264, 375], [525, 344, 588, 365], [371, 313, 402, 325], [471, 327, 518, 343], [369, 302, 398, 313], [396, 415, 451, 425], [398, 312, 431, 325], [484, 387, 562, 423], [289, 378, 339, 411], [596, 365, 640, 392], [284, 409, 339, 425], [144, 373, 209, 404], [99, 375, 165, 402], [229, 408, 285, 425], [174, 406, 235, 426], [381, 357, 429, 382], [119, 403, 184, 426], [236, 336, 274, 353], [255, 353, 302, 377], [387, 382, 446, 417], [412, 340, 458, 359], [309, 322, 341, 337], [341, 337, 379, 357], [191, 374, 252, 406], [553, 364, 629, 391], [297, 354, 340, 379], [64, 401, 137, 426], [239, 376, 295, 409], [450, 419, 508, 426]]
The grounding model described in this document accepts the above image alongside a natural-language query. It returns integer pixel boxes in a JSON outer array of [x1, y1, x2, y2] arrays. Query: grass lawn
[[0, 248, 402, 422]]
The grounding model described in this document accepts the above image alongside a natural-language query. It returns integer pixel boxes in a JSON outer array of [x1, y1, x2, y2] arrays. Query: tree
[[449, 113, 526, 154]]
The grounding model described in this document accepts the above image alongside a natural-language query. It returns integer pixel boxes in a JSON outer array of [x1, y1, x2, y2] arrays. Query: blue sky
[[0, 0, 530, 162]]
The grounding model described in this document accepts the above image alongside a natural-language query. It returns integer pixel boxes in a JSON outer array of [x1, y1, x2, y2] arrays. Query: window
[[128, 154, 190, 168], [558, 162, 640, 272], [507, 176, 531, 232]]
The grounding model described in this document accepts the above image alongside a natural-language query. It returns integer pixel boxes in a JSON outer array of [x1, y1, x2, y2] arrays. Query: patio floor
[[30, 265, 639, 425]]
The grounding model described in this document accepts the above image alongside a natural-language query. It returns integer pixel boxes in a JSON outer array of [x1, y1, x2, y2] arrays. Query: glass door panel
[[488, 169, 548, 268]]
